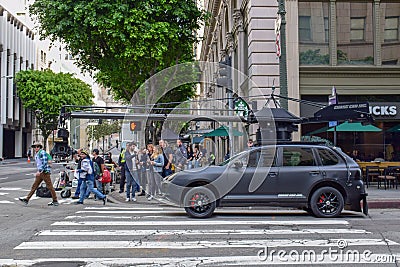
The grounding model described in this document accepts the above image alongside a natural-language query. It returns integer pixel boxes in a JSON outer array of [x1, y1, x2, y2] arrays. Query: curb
[[368, 199, 400, 209]]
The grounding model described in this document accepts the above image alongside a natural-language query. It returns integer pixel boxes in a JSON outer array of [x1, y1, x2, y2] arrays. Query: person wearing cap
[[76, 149, 107, 205], [19, 142, 59, 206]]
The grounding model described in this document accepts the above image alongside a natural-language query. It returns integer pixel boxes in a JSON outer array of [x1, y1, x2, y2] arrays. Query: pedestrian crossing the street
[[3, 206, 400, 266]]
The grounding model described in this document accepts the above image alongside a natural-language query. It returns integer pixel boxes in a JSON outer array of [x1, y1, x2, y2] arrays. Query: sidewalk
[[107, 186, 400, 209], [366, 186, 400, 209]]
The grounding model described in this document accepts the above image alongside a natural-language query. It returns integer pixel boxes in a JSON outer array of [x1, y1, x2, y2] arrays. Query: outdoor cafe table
[[357, 161, 400, 171]]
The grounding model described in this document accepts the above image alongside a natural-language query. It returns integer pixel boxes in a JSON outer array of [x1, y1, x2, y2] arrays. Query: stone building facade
[[200, 0, 400, 157], [0, 5, 36, 159]]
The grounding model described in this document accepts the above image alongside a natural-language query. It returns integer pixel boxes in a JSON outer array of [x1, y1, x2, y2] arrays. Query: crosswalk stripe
[[14, 239, 398, 250], [3, 254, 399, 266], [52, 219, 349, 226], [38, 228, 370, 236], [76, 210, 185, 214], [0, 200, 14, 204]]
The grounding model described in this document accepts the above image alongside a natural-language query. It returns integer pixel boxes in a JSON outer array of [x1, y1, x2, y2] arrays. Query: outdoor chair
[[365, 166, 381, 188], [377, 166, 399, 190]]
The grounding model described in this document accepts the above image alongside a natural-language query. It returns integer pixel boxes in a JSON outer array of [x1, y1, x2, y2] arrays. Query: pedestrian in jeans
[[72, 148, 84, 199], [19, 142, 59, 206], [76, 150, 106, 205], [148, 145, 164, 200], [125, 142, 140, 202], [159, 139, 174, 177]]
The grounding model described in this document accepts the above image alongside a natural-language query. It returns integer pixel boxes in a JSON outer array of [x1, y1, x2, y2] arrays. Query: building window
[[299, 16, 312, 41], [324, 17, 329, 42], [350, 17, 365, 41], [298, 2, 330, 65], [384, 17, 399, 41]]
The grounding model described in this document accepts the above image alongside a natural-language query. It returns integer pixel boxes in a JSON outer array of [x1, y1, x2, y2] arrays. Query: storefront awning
[[327, 122, 381, 132]]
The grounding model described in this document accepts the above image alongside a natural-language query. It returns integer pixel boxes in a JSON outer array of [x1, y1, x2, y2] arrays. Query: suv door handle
[[268, 172, 278, 177], [309, 171, 320, 176]]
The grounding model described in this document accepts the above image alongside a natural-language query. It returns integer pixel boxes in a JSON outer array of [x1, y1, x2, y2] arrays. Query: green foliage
[[86, 120, 121, 142], [15, 70, 94, 147], [29, 0, 207, 103], [299, 49, 329, 65]]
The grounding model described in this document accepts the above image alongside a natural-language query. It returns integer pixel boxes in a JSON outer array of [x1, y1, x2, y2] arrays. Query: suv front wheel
[[310, 187, 344, 218], [184, 187, 216, 218]]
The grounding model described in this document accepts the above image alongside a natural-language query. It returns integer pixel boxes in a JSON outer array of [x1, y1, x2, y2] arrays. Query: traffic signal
[[217, 56, 232, 89], [129, 121, 142, 131]]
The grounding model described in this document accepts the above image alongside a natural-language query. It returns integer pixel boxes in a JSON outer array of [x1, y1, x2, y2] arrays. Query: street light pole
[[277, 0, 288, 110]]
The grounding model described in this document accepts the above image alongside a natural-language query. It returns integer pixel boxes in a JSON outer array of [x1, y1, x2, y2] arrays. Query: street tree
[[29, 0, 207, 104], [86, 120, 121, 147], [15, 70, 94, 149]]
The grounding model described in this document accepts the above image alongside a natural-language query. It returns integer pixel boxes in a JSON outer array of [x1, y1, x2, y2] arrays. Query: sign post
[[328, 87, 338, 146]]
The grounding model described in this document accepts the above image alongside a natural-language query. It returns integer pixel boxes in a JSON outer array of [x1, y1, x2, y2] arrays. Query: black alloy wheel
[[184, 187, 216, 218], [310, 187, 344, 218]]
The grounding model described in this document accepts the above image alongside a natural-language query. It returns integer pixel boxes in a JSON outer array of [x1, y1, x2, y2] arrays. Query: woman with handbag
[[148, 145, 164, 200]]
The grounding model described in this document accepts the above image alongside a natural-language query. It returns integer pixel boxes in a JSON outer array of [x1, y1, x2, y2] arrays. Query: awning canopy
[[304, 126, 331, 136], [203, 126, 244, 137], [327, 122, 381, 132], [386, 124, 400, 133]]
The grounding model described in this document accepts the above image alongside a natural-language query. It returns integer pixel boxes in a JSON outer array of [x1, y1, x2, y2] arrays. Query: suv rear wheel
[[184, 187, 216, 218], [310, 187, 344, 218]]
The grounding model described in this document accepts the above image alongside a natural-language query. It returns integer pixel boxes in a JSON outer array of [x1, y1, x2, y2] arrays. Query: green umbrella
[[204, 126, 244, 137], [327, 122, 381, 132], [304, 126, 331, 136], [386, 124, 400, 132]]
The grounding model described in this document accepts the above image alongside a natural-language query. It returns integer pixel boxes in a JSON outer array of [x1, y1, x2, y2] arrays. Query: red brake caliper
[[319, 195, 325, 203]]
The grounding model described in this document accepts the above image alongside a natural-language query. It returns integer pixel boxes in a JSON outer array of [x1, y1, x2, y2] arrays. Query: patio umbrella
[[204, 126, 243, 137], [386, 124, 400, 133], [304, 126, 331, 136], [327, 122, 381, 132]]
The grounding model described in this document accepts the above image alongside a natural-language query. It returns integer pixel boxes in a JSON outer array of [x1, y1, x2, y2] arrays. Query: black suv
[[162, 143, 368, 218]]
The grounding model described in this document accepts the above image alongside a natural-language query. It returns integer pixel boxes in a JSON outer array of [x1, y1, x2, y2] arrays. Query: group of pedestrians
[[18, 138, 212, 207], [19, 142, 107, 206], [117, 139, 211, 202]]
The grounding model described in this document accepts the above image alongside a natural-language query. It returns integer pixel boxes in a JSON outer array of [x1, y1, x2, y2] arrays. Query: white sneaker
[[132, 197, 137, 202], [125, 198, 130, 202], [147, 196, 153, 201]]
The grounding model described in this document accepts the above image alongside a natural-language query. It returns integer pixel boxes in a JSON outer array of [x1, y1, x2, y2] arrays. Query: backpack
[[101, 168, 112, 183], [93, 161, 101, 178]]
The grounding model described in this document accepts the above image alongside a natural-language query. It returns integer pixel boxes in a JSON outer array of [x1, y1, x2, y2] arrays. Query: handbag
[[36, 183, 52, 198]]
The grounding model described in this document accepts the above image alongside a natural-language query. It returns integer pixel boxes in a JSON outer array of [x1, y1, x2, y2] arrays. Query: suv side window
[[247, 149, 277, 167], [282, 147, 315, 167], [317, 148, 339, 166]]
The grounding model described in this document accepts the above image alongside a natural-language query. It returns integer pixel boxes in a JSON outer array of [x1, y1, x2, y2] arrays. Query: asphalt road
[[0, 163, 399, 266]]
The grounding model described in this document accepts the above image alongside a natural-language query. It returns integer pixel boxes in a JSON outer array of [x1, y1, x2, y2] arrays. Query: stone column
[[374, 0, 381, 66]]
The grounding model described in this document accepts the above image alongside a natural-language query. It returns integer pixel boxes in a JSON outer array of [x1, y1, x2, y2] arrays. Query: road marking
[[53, 219, 349, 226], [77, 210, 185, 214], [4, 254, 400, 266], [14, 239, 398, 250], [38, 228, 370, 236], [84, 207, 171, 210], [4, 255, 399, 266], [65, 215, 178, 219], [0, 187, 23, 191], [0, 178, 8, 180], [0, 192, 9, 195], [0, 200, 14, 204]]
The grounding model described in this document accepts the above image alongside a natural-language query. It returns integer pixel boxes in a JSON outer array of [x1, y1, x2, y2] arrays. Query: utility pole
[[277, 0, 288, 110]]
